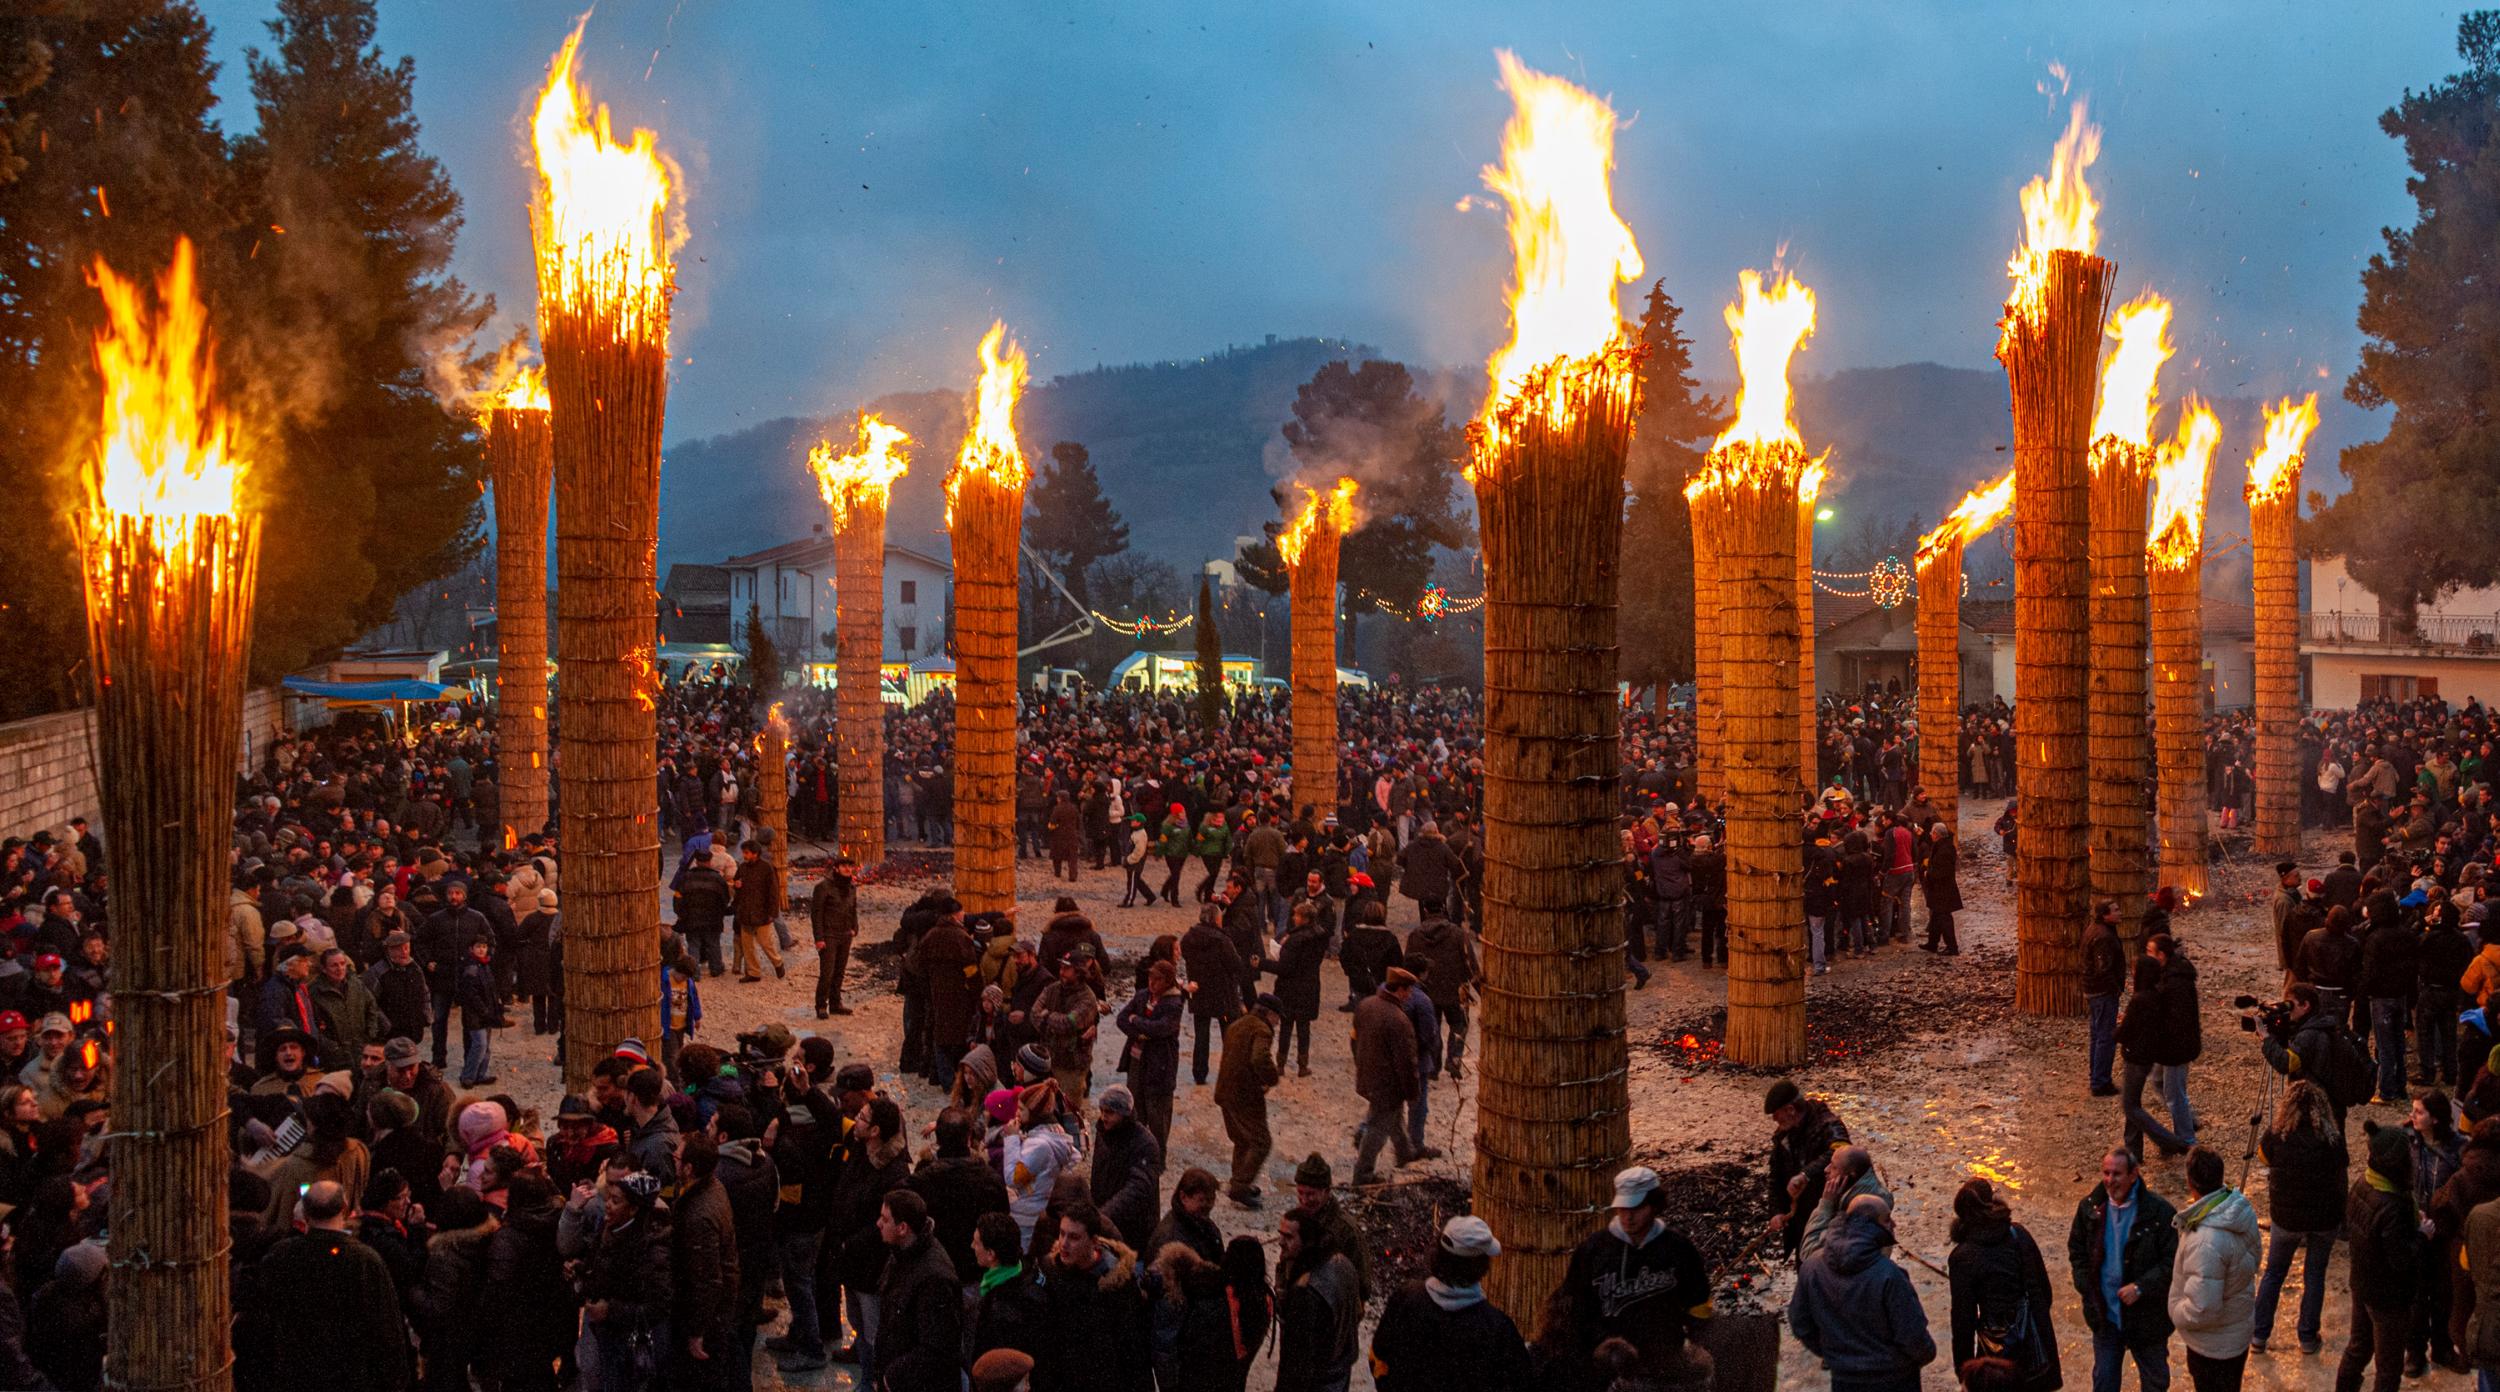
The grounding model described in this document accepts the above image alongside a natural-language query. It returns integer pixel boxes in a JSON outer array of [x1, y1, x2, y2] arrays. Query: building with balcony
[[715, 528, 952, 677], [2304, 555, 2500, 707]]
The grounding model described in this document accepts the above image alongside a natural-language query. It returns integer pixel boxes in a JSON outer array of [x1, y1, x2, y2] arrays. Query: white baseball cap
[[1440, 1215, 1501, 1257], [1611, 1165, 1662, 1209]]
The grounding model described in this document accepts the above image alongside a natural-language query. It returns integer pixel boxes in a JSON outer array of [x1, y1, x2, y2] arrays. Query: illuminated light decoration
[[1417, 583, 1449, 621], [1868, 556, 1911, 609], [2085, 291, 2171, 948], [2246, 393, 2319, 857]]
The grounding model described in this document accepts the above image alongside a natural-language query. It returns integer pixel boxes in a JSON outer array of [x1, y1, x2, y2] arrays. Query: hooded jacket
[[1040, 1239, 1151, 1392], [875, 1230, 964, 1392], [1787, 1210, 1937, 1385], [2166, 1186, 2260, 1358]]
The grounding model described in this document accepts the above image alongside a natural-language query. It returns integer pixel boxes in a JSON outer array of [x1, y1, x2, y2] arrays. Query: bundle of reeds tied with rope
[[947, 324, 1029, 916], [2086, 295, 2171, 948], [811, 414, 912, 871], [2246, 396, 2319, 860], [1705, 268, 1819, 1068], [2151, 404, 2221, 902], [1915, 472, 2012, 840], [1282, 478, 1355, 828], [1998, 100, 2113, 1016], [532, 29, 675, 1087], [487, 368, 553, 849], [79, 238, 253, 1392], [1463, 52, 1641, 1321], [1686, 475, 1725, 809], [1796, 463, 1824, 797], [759, 703, 789, 877]]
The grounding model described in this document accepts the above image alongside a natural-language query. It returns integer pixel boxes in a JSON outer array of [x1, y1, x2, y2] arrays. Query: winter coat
[[1402, 917, 1477, 1010], [1039, 1240, 1152, 1392], [671, 1174, 738, 1342], [810, 872, 859, 942], [2260, 1126, 2350, 1233], [1033, 978, 1101, 1074], [1038, 913, 1106, 981], [1276, 1250, 1361, 1392], [732, 857, 782, 930], [578, 1209, 671, 1330], [363, 959, 431, 1045], [2347, 1172, 2423, 1311], [1788, 1210, 1938, 1385], [2466, 1196, 2500, 1368], [2066, 1180, 2178, 1340], [2081, 923, 2125, 998], [1946, 1218, 2061, 1391], [1002, 1123, 1080, 1241], [2152, 954, 2203, 1067], [907, 1152, 1010, 1280], [1091, 1115, 1165, 1252], [2359, 921, 2423, 1000], [309, 972, 384, 1066], [1181, 923, 1248, 1019], [2466, 942, 2500, 1007], [410, 1223, 495, 1359], [2167, 1187, 2260, 1358], [1264, 916, 1330, 1022], [251, 1228, 410, 1392], [480, 1197, 573, 1380], [1338, 922, 1404, 996], [1115, 987, 1184, 1102], [1352, 991, 1419, 1106], [1369, 1281, 1533, 1392], [1396, 832, 1465, 908], [833, 1133, 916, 1291], [1921, 833, 1964, 913], [1213, 1011, 1280, 1110], [876, 1232, 964, 1392], [915, 919, 982, 1050]]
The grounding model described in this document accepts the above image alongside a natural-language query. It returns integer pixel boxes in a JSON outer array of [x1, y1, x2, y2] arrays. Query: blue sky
[[191, 1, 2460, 445]]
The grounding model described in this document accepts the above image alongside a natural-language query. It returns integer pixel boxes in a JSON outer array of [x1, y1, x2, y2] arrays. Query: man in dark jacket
[[2067, 1147, 2178, 1392], [1338, 898, 1405, 1012], [1180, 908, 1247, 1086], [2147, 933, 2203, 1149], [253, 1180, 410, 1392], [2345, 1125, 2423, 1392], [1545, 1166, 1712, 1392], [670, 1134, 739, 1386], [1369, 1215, 1533, 1392], [1037, 1205, 1150, 1392], [1766, 1079, 1852, 1257], [873, 1190, 964, 1392], [809, 856, 860, 1016], [730, 840, 785, 982], [1089, 1085, 1164, 1252], [1404, 902, 1478, 1077], [907, 1108, 1011, 1281], [2082, 900, 2126, 1096], [713, 1108, 780, 1392], [1396, 823, 1467, 925], [1215, 997, 1283, 1207], [2359, 892, 2423, 1102], [1352, 971, 1423, 1183], [420, 881, 489, 1069], [911, 903, 981, 1086], [364, 933, 432, 1048], [1917, 818, 1963, 954], [1788, 1195, 1936, 1392], [672, 855, 732, 978]]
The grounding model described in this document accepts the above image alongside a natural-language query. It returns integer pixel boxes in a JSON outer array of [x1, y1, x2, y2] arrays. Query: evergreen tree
[[0, 1, 236, 717], [1024, 440, 1128, 608], [742, 604, 781, 690], [1194, 571, 1224, 726], [230, 0, 490, 677], [1617, 281, 1723, 695], [2307, 11, 2500, 626]]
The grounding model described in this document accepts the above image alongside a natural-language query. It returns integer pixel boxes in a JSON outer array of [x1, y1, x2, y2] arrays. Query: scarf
[[1424, 1277, 1485, 1312], [978, 1261, 1023, 1296], [2179, 1187, 2235, 1228], [2366, 1166, 2403, 1196]]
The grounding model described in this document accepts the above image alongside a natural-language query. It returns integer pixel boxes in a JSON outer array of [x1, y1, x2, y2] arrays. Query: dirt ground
[[484, 803, 2388, 1390]]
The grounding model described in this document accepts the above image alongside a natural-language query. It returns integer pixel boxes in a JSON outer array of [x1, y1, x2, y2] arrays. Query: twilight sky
[[192, 0, 2460, 445]]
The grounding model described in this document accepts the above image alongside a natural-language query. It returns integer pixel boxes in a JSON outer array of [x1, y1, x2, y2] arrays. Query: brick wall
[[0, 687, 317, 841]]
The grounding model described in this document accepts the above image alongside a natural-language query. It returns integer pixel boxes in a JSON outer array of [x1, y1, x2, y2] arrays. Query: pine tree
[[742, 604, 782, 691], [1617, 281, 1722, 696], [229, 0, 489, 677], [0, 1, 236, 718], [1025, 440, 1128, 608], [2306, 11, 2500, 626]]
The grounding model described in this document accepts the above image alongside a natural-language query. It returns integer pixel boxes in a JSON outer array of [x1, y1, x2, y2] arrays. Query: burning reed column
[[1465, 52, 1642, 1320], [1916, 474, 2013, 838], [1709, 269, 1819, 1067], [487, 368, 553, 848], [2087, 296, 2171, 947], [759, 703, 789, 876], [947, 325, 1030, 916], [1282, 479, 1356, 827], [80, 240, 256, 1392], [1687, 477, 1725, 809], [812, 415, 911, 869], [1998, 102, 2112, 1016], [2151, 405, 2221, 900], [532, 30, 676, 1087], [2247, 396, 2319, 860], [1797, 463, 1824, 795]]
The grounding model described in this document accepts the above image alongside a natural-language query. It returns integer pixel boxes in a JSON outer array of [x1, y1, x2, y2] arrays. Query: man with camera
[[2257, 984, 2369, 1124]]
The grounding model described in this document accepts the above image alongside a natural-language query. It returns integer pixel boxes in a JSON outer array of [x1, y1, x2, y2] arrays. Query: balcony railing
[[2306, 611, 2500, 651]]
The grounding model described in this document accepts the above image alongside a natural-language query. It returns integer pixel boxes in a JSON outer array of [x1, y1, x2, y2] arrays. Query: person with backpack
[[2263, 983, 2376, 1124], [1946, 1177, 2060, 1391]]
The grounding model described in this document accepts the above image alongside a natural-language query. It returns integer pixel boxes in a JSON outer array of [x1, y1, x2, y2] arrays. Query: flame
[[2091, 292, 2172, 448], [1473, 51, 1643, 450], [1713, 269, 1817, 455], [85, 238, 241, 522], [1278, 476, 1358, 568], [531, 22, 673, 334], [2148, 399, 2220, 565], [495, 364, 550, 414], [1918, 472, 2015, 561], [1682, 474, 1715, 505], [78, 1040, 97, 1070], [810, 413, 912, 530], [2004, 100, 2101, 332], [2245, 392, 2319, 504], [67, 1001, 89, 1026], [1797, 460, 1827, 508], [947, 322, 1029, 523]]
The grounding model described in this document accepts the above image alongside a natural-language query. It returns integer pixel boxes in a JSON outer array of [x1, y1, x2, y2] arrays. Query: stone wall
[[0, 687, 315, 840]]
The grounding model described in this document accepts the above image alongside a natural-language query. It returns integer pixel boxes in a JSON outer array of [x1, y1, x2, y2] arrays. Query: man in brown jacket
[[1214, 993, 1284, 1207], [913, 903, 982, 1086], [731, 840, 786, 982], [1032, 946, 1103, 1108], [810, 855, 859, 1017], [1351, 968, 1422, 1183]]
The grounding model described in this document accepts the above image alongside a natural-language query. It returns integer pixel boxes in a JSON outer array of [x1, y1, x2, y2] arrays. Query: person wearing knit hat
[[970, 1348, 1034, 1392], [1371, 1214, 1532, 1389], [1290, 1153, 1376, 1301]]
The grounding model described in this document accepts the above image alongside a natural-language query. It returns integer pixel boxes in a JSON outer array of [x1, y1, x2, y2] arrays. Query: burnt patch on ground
[[1343, 1175, 1474, 1307], [1646, 944, 2019, 1075]]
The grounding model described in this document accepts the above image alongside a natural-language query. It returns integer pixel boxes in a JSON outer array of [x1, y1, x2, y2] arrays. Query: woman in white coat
[[2170, 1145, 2262, 1392]]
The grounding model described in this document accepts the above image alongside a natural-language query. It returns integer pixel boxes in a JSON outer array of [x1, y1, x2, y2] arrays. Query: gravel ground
[[474, 805, 2382, 1391]]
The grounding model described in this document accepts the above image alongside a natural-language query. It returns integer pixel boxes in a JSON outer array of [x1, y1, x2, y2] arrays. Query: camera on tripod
[[2233, 993, 2296, 1037]]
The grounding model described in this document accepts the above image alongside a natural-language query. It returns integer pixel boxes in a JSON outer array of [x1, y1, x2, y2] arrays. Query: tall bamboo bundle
[[1915, 473, 2014, 840], [1465, 52, 1640, 1320], [1282, 479, 1355, 826], [487, 369, 553, 849], [2151, 404, 2220, 901], [2246, 396, 2319, 859], [532, 31, 675, 1088], [79, 240, 252, 1392], [812, 415, 912, 870], [1686, 476, 1725, 808], [948, 325, 1030, 915], [1708, 269, 1818, 1068], [2086, 295, 2171, 948], [759, 704, 789, 877], [1998, 102, 2113, 1016], [1796, 464, 1824, 795]]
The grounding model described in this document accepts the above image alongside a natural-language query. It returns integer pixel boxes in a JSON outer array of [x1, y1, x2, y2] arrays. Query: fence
[[2305, 611, 2500, 651]]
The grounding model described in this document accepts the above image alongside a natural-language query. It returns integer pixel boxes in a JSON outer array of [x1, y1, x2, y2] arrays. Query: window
[[2361, 674, 2438, 702], [899, 580, 917, 605], [898, 625, 917, 655]]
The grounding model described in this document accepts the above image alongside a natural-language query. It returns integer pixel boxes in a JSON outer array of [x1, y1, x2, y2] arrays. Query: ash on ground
[[1343, 1175, 1472, 1309], [1647, 944, 2018, 1074]]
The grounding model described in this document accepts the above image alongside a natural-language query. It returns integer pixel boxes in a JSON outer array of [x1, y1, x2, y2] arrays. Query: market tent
[[280, 677, 466, 702]]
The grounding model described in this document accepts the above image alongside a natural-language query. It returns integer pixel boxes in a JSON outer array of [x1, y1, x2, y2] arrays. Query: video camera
[[2233, 994, 2296, 1038]]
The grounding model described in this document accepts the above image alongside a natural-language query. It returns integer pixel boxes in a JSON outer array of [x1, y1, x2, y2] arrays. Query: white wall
[[2311, 653, 2500, 710]]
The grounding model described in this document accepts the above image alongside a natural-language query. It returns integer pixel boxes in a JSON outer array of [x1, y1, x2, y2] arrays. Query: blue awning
[[280, 677, 462, 701]]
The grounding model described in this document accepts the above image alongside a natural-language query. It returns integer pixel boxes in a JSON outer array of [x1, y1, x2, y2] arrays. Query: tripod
[[2239, 1051, 2283, 1193]]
